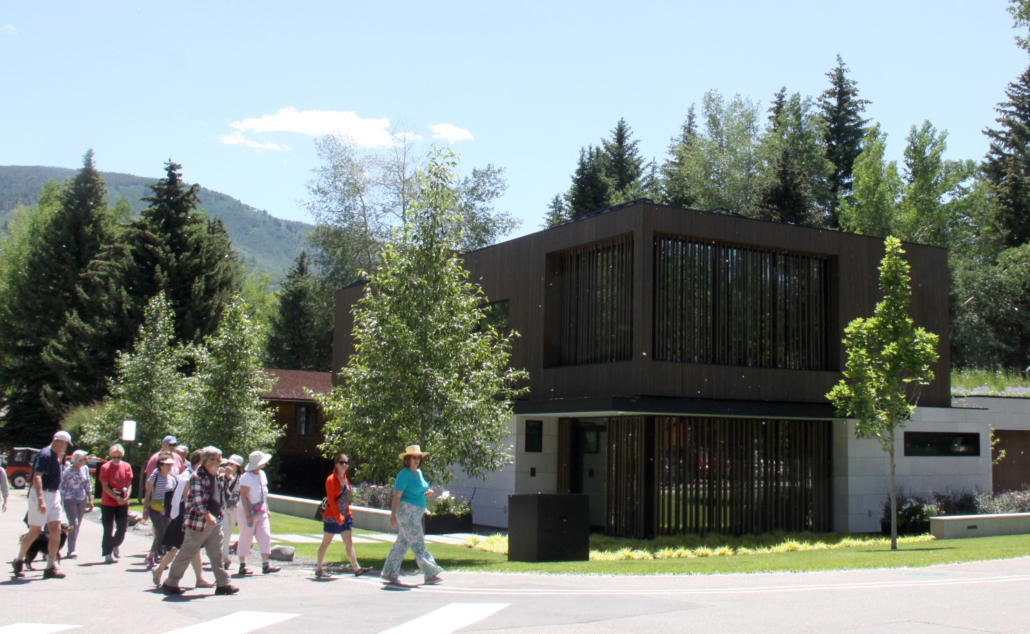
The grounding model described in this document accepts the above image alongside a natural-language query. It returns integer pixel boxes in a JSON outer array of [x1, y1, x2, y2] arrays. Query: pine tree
[[601, 118, 644, 193], [542, 194, 570, 228], [819, 55, 870, 227], [983, 64, 1030, 248], [567, 146, 611, 216], [662, 105, 698, 208], [48, 161, 243, 410], [0, 151, 116, 446], [769, 87, 788, 125], [751, 150, 817, 225], [265, 251, 333, 371]]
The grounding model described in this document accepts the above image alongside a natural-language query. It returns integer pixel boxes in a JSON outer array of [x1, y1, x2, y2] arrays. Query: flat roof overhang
[[512, 396, 839, 420]]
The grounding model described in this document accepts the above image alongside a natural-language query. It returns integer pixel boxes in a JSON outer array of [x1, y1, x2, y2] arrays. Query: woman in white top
[[236, 451, 279, 575]]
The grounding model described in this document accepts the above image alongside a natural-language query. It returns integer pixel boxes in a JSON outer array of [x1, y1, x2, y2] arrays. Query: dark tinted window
[[525, 420, 543, 453], [481, 300, 510, 331], [904, 432, 980, 457], [295, 405, 317, 437]]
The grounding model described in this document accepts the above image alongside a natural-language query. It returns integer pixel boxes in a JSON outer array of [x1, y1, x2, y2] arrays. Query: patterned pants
[[382, 501, 442, 579]]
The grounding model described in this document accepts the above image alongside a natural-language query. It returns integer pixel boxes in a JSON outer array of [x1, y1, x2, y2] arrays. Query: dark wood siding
[[333, 201, 951, 408], [993, 430, 1030, 493]]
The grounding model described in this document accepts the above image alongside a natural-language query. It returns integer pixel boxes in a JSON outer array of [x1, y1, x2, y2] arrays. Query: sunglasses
[[337, 460, 349, 465]]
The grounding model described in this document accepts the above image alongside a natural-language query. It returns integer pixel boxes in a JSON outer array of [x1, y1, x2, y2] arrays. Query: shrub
[[426, 489, 472, 516], [350, 482, 394, 510], [974, 490, 1030, 514]]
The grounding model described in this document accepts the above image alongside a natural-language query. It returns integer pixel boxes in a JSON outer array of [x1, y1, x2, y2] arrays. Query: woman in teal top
[[381, 445, 443, 585]]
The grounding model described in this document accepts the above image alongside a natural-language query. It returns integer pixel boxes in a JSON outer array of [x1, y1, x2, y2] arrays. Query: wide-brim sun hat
[[399, 445, 429, 460], [228, 454, 244, 468], [245, 451, 272, 471]]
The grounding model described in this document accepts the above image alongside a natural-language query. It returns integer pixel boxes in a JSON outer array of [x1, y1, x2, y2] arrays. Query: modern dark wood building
[[262, 368, 333, 498], [333, 200, 959, 537]]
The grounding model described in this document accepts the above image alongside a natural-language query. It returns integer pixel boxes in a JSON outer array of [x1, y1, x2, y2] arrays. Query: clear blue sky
[[1, 1, 1026, 238]]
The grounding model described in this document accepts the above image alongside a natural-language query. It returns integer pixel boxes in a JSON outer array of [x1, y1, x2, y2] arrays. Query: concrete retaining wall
[[267, 493, 392, 532], [931, 512, 1030, 539]]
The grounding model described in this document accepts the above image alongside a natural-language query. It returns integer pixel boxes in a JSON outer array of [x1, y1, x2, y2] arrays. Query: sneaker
[[262, 562, 281, 574], [43, 567, 66, 580], [423, 575, 442, 585], [112, 547, 120, 559], [12, 559, 23, 577], [104, 554, 115, 564], [354, 567, 372, 577], [214, 584, 240, 595], [161, 583, 184, 595]]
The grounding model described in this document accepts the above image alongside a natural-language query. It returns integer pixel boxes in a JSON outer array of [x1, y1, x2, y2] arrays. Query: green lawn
[[263, 512, 1030, 576]]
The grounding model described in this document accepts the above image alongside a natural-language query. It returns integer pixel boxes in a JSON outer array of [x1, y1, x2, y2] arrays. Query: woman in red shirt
[[315, 454, 371, 579]]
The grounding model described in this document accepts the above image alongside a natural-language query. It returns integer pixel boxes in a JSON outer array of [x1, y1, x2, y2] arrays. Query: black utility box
[[508, 494, 589, 562]]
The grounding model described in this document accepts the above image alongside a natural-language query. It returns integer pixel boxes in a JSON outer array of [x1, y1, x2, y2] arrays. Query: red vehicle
[[4, 447, 40, 489]]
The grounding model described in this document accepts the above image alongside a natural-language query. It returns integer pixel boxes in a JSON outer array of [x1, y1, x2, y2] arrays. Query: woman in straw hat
[[380, 445, 442, 585], [236, 450, 279, 575]]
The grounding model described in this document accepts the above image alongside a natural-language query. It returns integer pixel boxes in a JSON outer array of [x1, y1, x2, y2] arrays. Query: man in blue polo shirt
[[13, 430, 72, 578]]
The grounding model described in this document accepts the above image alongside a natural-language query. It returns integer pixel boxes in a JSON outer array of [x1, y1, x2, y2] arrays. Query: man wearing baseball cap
[[145, 435, 185, 478], [12, 431, 72, 578]]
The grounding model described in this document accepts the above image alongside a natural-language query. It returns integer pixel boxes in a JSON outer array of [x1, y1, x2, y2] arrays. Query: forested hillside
[[0, 165, 311, 279]]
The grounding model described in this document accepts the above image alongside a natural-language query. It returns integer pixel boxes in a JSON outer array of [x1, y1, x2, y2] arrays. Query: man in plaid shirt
[[161, 446, 239, 595]]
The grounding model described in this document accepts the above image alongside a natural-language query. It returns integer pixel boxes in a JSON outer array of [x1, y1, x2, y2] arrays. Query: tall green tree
[[542, 194, 570, 228], [318, 149, 528, 485], [187, 295, 281, 456], [601, 118, 644, 195], [0, 151, 117, 446], [1009, 0, 1030, 51], [759, 90, 833, 221], [751, 150, 816, 225], [839, 126, 903, 238], [448, 164, 520, 252], [662, 105, 699, 208], [265, 251, 332, 371], [47, 161, 243, 409], [819, 55, 870, 227], [827, 237, 940, 550], [567, 145, 612, 216], [983, 65, 1030, 248], [81, 293, 194, 461]]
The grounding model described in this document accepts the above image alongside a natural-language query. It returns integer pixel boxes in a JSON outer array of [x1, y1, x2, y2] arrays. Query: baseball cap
[[54, 430, 73, 444], [162, 435, 178, 445]]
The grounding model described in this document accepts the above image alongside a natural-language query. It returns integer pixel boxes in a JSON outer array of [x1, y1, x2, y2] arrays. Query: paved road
[[2, 490, 1028, 633]]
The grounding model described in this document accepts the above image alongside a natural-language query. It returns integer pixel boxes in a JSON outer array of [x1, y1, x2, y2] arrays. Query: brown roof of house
[[261, 369, 332, 402]]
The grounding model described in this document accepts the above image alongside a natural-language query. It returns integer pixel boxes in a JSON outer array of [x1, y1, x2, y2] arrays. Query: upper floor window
[[480, 300, 510, 331], [545, 235, 634, 367], [653, 236, 834, 371], [295, 405, 317, 437]]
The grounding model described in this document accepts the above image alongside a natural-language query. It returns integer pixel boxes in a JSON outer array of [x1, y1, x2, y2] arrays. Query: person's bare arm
[[31, 472, 45, 513], [389, 490, 402, 531], [240, 485, 253, 525]]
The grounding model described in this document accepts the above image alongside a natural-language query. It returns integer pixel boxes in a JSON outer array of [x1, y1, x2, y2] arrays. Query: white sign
[[121, 420, 137, 442]]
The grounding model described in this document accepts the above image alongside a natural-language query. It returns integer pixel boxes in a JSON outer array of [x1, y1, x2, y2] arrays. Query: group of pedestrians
[[7, 432, 446, 591]]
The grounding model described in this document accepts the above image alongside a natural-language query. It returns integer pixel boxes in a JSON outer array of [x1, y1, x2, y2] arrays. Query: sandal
[[354, 567, 372, 577], [315, 569, 334, 579]]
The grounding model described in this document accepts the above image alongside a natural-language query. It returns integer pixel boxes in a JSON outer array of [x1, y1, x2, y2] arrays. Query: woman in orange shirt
[[315, 454, 372, 579]]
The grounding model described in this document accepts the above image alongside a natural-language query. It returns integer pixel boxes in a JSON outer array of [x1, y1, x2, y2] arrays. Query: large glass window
[[653, 236, 834, 371], [295, 405, 317, 437], [545, 235, 634, 367], [904, 432, 980, 457]]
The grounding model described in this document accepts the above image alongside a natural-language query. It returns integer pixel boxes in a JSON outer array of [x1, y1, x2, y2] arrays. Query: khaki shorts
[[26, 490, 63, 527]]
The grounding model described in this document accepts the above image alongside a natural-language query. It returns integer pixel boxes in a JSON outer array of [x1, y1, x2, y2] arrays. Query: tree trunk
[[889, 427, 898, 551]]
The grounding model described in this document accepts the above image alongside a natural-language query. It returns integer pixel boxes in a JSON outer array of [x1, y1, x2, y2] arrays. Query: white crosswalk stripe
[[0, 625, 80, 634], [377, 603, 509, 634], [161, 612, 299, 634]]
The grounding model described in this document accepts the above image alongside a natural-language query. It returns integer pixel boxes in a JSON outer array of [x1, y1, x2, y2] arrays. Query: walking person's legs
[[149, 512, 169, 562], [396, 502, 441, 581], [221, 506, 237, 566], [254, 513, 278, 573], [164, 527, 206, 590], [64, 499, 85, 556], [340, 530, 371, 575], [199, 524, 230, 588], [236, 513, 258, 573], [315, 532, 334, 577], [100, 505, 115, 558], [111, 505, 128, 557]]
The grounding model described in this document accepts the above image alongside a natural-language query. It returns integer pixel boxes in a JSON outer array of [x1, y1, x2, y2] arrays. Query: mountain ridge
[[0, 165, 312, 280]]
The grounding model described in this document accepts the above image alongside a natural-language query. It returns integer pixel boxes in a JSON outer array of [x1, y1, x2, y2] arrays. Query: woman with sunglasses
[[314, 454, 371, 579]]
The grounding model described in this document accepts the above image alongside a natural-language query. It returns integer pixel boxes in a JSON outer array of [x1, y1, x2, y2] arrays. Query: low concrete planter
[[267, 493, 392, 533], [424, 513, 473, 535], [930, 512, 1030, 540]]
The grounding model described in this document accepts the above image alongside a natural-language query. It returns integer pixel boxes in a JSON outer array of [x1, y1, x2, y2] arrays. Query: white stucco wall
[[953, 396, 1030, 430], [445, 416, 517, 529], [832, 406, 992, 533]]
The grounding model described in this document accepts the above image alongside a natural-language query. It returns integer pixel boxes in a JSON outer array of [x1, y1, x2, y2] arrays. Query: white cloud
[[217, 131, 287, 152], [430, 123, 474, 144], [224, 107, 420, 150], [1, 24, 18, 36]]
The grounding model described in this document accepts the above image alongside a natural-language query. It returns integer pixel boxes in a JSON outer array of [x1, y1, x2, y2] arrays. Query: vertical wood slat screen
[[557, 418, 573, 494], [546, 235, 633, 367], [653, 236, 833, 371], [605, 417, 649, 538], [653, 417, 832, 536]]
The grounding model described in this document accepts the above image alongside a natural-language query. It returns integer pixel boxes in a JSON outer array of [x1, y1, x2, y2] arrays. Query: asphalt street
[[2, 489, 1029, 634]]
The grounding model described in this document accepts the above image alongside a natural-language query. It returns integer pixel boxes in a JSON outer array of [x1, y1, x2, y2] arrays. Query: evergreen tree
[[819, 55, 870, 227], [839, 125, 903, 238], [567, 146, 611, 216], [0, 151, 116, 446], [601, 118, 644, 193], [751, 150, 817, 225], [662, 105, 698, 207], [760, 90, 833, 221], [769, 87, 788, 125], [265, 251, 333, 371], [983, 65, 1030, 248], [48, 161, 243, 409], [542, 194, 570, 228]]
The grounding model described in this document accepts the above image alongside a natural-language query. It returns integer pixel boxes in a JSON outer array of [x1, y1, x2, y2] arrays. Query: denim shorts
[[323, 515, 353, 534]]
